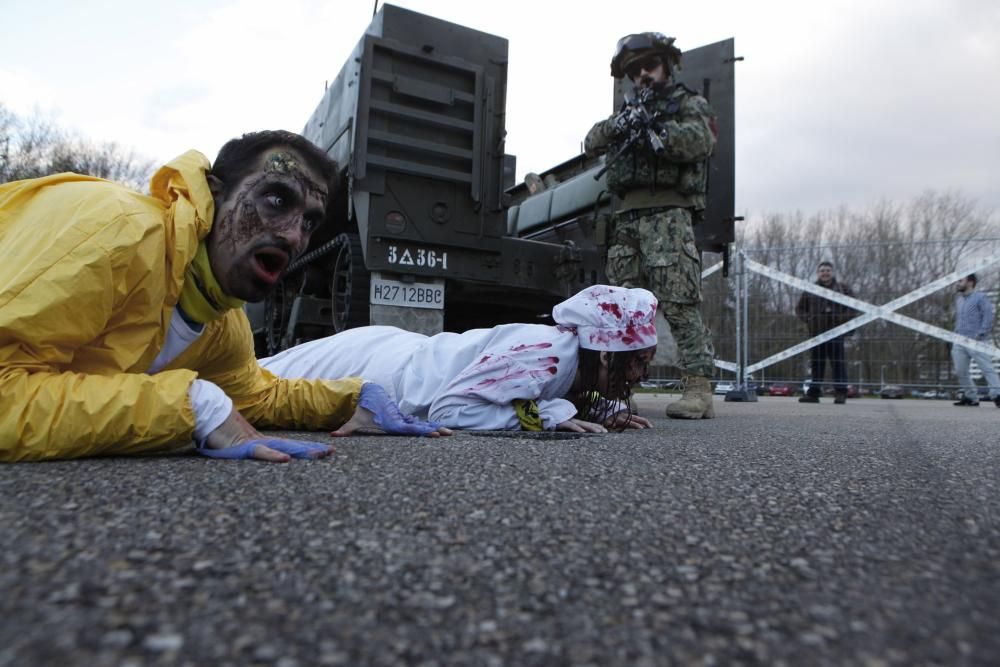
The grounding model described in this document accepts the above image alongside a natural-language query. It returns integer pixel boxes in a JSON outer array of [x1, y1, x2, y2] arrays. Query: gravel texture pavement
[[1, 396, 998, 666]]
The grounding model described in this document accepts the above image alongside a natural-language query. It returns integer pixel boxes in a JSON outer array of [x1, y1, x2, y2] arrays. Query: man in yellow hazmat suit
[[0, 130, 449, 462]]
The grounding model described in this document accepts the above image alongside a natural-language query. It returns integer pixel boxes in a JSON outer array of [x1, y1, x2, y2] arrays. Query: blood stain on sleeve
[[510, 342, 553, 352], [466, 356, 561, 392]]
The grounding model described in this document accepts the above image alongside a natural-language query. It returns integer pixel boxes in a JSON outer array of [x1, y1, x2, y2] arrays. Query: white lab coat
[[261, 325, 581, 430]]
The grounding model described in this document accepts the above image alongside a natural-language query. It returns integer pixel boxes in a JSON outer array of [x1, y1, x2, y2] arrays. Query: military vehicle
[[248, 4, 736, 355]]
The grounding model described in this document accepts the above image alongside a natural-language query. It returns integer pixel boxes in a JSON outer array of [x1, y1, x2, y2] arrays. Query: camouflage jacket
[[585, 84, 717, 209]]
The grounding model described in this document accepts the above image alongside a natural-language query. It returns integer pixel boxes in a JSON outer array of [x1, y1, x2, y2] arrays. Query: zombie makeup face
[[207, 147, 328, 302]]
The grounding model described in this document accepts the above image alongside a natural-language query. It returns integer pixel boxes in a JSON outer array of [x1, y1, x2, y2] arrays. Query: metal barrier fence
[[652, 239, 1000, 399]]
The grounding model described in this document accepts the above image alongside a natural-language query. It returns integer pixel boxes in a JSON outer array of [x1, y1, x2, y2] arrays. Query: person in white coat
[[261, 285, 659, 432]]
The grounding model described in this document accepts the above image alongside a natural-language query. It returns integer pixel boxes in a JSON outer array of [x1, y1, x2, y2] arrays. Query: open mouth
[[251, 247, 290, 285]]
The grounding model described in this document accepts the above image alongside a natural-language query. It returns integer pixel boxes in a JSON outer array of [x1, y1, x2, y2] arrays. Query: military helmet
[[610, 32, 682, 78]]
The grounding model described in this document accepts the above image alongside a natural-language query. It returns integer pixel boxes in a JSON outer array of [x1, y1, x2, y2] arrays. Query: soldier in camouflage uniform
[[585, 32, 719, 419]]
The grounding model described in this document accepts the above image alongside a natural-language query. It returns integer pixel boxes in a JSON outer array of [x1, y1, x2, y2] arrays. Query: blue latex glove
[[196, 437, 332, 460], [358, 383, 444, 436]]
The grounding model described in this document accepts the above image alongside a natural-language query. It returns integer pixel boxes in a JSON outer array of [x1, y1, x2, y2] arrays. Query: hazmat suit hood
[[149, 150, 216, 297]]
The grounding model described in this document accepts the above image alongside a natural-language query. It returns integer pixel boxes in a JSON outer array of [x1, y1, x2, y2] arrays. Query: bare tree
[[0, 103, 154, 192]]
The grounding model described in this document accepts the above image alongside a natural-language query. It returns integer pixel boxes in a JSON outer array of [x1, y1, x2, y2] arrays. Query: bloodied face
[[206, 147, 328, 302]]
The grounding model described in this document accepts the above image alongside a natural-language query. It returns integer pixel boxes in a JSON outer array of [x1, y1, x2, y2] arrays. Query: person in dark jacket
[[795, 261, 857, 404]]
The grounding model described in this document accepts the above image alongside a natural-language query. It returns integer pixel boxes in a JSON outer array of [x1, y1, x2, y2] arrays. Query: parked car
[[714, 381, 736, 395], [916, 389, 950, 399], [639, 379, 678, 390], [879, 385, 905, 399], [768, 383, 793, 396]]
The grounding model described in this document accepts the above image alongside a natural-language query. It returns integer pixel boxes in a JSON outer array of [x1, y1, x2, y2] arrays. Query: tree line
[[1, 103, 154, 192]]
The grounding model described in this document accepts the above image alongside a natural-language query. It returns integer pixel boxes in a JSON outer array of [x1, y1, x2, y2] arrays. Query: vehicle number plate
[[387, 245, 448, 270], [370, 277, 444, 309]]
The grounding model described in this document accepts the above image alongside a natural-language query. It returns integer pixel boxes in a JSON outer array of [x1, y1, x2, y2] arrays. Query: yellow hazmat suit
[[0, 151, 360, 461]]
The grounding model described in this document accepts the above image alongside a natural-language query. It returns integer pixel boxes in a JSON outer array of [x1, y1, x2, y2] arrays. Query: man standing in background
[[951, 274, 1000, 407], [796, 261, 857, 405]]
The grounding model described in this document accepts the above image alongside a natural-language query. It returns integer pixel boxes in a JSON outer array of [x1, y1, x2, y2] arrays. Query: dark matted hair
[[211, 130, 338, 198], [967, 273, 978, 286]]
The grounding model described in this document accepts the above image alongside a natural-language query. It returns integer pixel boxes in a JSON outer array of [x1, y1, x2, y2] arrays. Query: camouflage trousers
[[606, 206, 715, 378]]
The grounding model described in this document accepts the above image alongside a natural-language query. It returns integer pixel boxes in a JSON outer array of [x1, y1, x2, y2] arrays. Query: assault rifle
[[594, 86, 667, 180]]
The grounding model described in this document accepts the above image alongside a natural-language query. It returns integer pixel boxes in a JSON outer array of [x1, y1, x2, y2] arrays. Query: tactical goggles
[[625, 55, 664, 79]]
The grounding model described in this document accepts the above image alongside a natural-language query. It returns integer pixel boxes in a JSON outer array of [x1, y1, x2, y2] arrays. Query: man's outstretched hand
[[197, 437, 334, 461], [331, 383, 452, 437], [199, 408, 335, 462]]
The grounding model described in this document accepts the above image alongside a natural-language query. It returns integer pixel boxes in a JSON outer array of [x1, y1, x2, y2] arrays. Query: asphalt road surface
[[2, 396, 998, 666]]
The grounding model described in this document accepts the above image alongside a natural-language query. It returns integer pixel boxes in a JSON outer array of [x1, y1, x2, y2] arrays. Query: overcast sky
[[2, 0, 998, 218]]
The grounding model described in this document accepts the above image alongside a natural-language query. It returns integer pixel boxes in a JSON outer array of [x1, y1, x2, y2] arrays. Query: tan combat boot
[[665, 375, 715, 419]]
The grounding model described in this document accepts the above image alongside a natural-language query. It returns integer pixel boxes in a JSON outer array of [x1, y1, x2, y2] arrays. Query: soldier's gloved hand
[[611, 113, 630, 137], [355, 382, 446, 436], [197, 437, 334, 461]]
